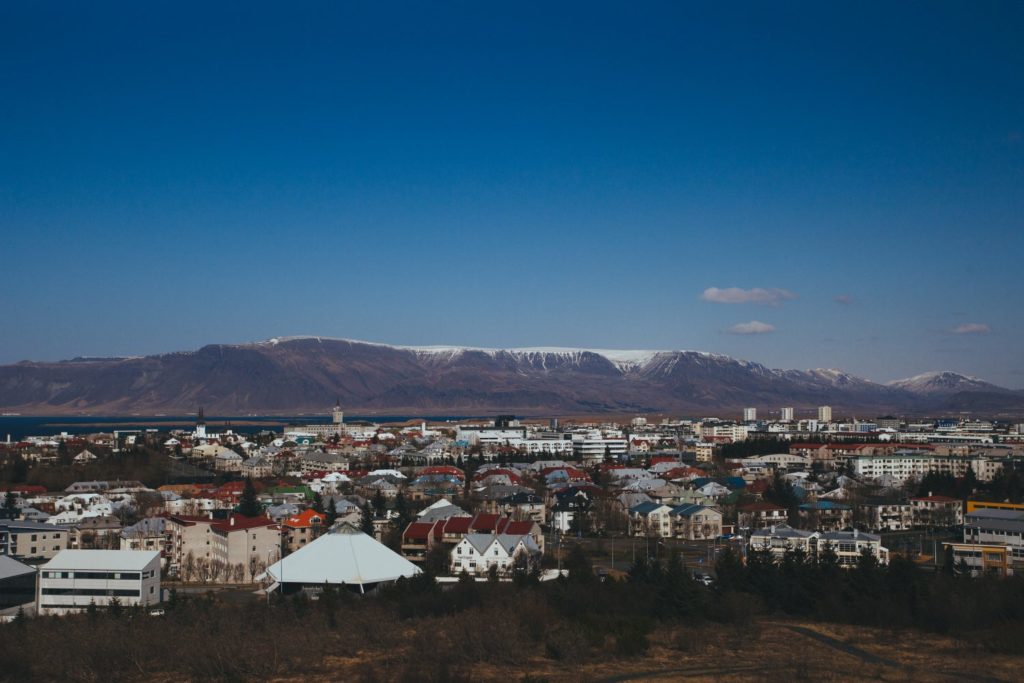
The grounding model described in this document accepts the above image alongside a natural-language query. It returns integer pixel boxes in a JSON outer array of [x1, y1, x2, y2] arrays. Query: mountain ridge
[[1, 337, 1021, 416]]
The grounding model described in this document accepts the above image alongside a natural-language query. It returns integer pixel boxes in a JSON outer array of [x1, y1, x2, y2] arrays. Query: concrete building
[[780, 407, 794, 422], [743, 408, 757, 422], [0, 520, 70, 562], [818, 406, 833, 422], [37, 549, 161, 615]]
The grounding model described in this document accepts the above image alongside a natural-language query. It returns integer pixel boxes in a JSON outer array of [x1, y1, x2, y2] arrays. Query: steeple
[[332, 399, 344, 426]]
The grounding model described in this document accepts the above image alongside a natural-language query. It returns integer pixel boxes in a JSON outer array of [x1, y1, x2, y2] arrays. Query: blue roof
[[799, 501, 850, 511], [629, 501, 666, 515], [725, 476, 746, 488]]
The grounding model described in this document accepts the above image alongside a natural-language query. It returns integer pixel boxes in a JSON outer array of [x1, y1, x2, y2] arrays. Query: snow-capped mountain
[[0, 337, 1020, 415], [887, 371, 1012, 396]]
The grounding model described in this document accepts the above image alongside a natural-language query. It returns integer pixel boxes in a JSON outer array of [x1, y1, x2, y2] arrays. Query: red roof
[[497, 519, 535, 535], [283, 509, 326, 529], [211, 514, 276, 533], [649, 456, 678, 465], [403, 521, 435, 542], [441, 517, 473, 535], [739, 502, 786, 512], [421, 465, 466, 480], [470, 513, 500, 532], [0, 484, 47, 494]]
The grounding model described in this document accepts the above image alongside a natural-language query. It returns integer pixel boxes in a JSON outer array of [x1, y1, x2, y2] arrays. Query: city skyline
[[2, 2, 1022, 387]]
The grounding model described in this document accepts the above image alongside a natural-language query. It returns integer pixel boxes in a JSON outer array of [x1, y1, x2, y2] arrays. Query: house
[[669, 504, 722, 540], [0, 520, 70, 561], [37, 549, 161, 615], [213, 449, 244, 473], [166, 514, 280, 583], [73, 449, 99, 464], [749, 525, 889, 566], [629, 503, 675, 538], [119, 517, 172, 562], [737, 502, 788, 531], [856, 500, 913, 532], [943, 542, 1013, 577], [797, 501, 852, 531], [910, 495, 963, 527], [242, 456, 273, 479], [450, 533, 542, 577], [282, 509, 326, 552], [72, 515, 123, 549]]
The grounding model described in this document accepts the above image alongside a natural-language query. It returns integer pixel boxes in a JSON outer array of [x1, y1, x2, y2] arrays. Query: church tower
[[196, 407, 207, 440], [332, 399, 344, 426]]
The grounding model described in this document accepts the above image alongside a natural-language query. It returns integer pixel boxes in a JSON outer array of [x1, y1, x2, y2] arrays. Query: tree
[[393, 491, 411, 529], [107, 597, 123, 618], [360, 504, 375, 536], [311, 491, 325, 515], [236, 478, 262, 517], [372, 489, 387, 519], [1, 490, 18, 520]]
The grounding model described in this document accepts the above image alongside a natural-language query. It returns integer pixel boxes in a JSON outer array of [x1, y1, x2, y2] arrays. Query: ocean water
[[0, 414, 475, 441]]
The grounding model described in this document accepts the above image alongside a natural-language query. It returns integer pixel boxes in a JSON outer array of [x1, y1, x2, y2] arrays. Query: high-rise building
[[780, 407, 794, 422], [818, 406, 833, 422], [743, 407, 757, 422]]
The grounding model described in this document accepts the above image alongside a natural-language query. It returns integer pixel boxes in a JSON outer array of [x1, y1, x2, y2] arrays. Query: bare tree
[[183, 551, 196, 583]]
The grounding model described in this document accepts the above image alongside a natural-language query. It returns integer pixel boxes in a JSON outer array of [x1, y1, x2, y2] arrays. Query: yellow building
[[966, 500, 1024, 514], [943, 542, 1013, 577]]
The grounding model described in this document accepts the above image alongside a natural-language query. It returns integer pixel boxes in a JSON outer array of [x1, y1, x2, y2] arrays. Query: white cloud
[[727, 321, 776, 335], [701, 287, 796, 307], [951, 323, 991, 335]]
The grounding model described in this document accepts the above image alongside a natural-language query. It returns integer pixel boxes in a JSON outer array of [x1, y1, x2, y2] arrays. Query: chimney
[[928, 491, 933, 498], [853, 528, 859, 538], [230, 516, 236, 527]]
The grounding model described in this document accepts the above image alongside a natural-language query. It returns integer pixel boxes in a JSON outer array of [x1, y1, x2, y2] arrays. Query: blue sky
[[2, 2, 1022, 387]]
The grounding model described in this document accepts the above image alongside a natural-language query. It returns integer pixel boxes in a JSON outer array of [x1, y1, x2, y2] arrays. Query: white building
[[571, 431, 628, 464], [37, 549, 161, 615], [780, 407, 794, 422], [743, 408, 757, 422], [818, 406, 833, 422], [450, 533, 542, 576]]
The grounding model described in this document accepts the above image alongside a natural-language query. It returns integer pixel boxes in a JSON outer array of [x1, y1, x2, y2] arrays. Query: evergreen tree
[[311, 491, 325, 514], [393, 491, 410, 528], [1, 490, 18, 520], [372, 489, 386, 518], [360, 504, 375, 535], [236, 478, 262, 517], [107, 597, 123, 618]]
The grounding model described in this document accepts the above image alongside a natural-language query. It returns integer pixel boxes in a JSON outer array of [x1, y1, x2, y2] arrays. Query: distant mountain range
[[1, 337, 1022, 417]]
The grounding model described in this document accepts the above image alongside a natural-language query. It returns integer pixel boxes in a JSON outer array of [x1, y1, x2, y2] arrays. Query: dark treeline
[[713, 545, 1024, 652], [3, 545, 1024, 681]]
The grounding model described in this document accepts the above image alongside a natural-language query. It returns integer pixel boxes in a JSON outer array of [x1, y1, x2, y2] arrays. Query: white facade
[[780, 407, 794, 422], [818, 406, 832, 422], [38, 549, 161, 615], [450, 533, 541, 576], [572, 431, 628, 463], [743, 408, 757, 422]]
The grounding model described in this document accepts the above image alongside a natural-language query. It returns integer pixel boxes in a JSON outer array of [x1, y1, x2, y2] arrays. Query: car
[[694, 573, 714, 586]]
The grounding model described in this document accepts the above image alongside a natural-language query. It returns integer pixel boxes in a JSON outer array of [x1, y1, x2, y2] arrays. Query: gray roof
[[42, 549, 160, 571], [0, 554, 35, 581], [750, 524, 814, 540]]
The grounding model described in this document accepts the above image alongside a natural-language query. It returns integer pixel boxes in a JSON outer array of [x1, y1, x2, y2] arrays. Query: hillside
[[0, 337, 1021, 416]]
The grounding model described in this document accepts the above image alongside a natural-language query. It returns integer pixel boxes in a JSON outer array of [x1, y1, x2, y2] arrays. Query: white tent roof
[[261, 523, 421, 587]]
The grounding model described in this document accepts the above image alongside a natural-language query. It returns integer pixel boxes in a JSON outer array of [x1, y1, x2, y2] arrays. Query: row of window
[[42, 571, 141, 580], [42, 588, 141, 597]]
